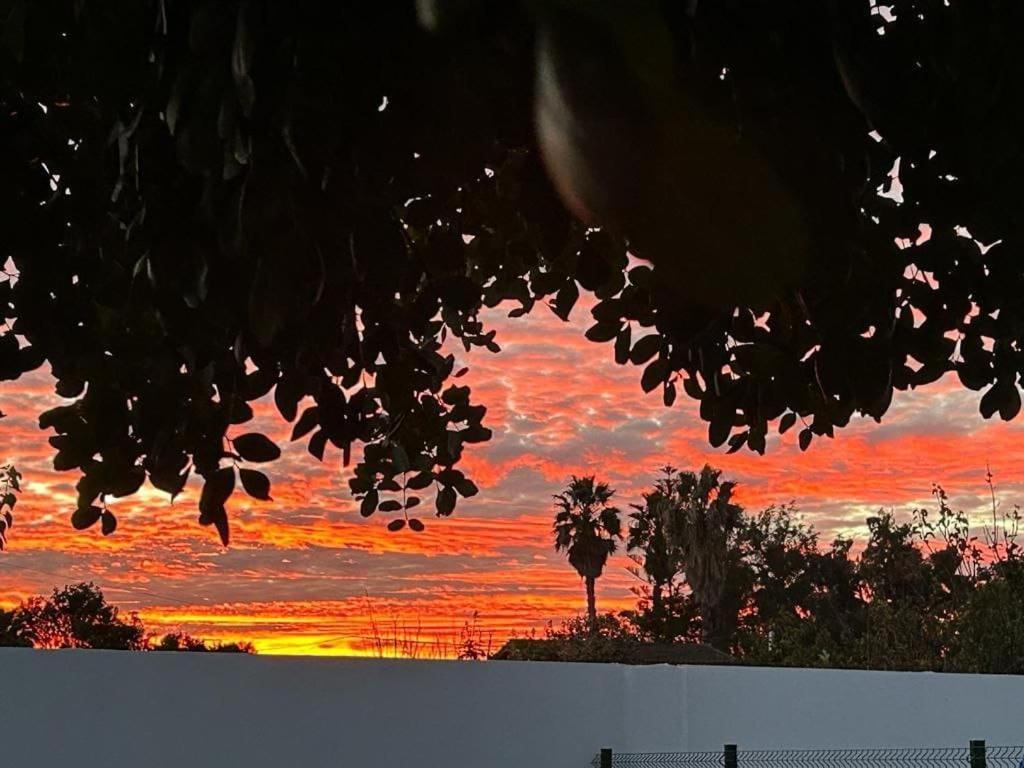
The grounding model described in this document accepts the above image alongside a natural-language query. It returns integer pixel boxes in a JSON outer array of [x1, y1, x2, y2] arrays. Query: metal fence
[[592, 742, 1024, 768]]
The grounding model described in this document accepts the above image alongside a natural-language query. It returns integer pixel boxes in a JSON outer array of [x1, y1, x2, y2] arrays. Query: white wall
[[1, 649, 1022, 768], [681, 665, 1024, 750]]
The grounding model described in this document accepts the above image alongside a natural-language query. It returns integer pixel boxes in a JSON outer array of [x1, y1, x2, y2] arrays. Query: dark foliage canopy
[[572, 470, 1024, 672], [0, 582, 146, 650], [0, 581, 256, 651], [2, 1, 1024, 540]]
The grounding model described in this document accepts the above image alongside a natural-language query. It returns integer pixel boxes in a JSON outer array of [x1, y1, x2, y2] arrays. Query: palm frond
[[552, 475, 623, 580]]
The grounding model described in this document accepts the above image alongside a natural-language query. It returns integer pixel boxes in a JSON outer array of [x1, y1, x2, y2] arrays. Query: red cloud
[[2, 305, 1022, 655]]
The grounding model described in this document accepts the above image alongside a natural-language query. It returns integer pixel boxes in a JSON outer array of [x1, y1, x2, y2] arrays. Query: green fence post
[[970, 740, 987, 768], [600, 748, 613, 768], [725, 744, 738, 768]]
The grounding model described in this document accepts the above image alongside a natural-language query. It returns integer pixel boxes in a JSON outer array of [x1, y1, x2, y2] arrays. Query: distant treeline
[[542, 466, 1024, 673], [0, 582, 254, 653]]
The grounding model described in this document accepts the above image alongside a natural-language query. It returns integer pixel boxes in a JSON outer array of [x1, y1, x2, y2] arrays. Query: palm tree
[[662, 465, 742, 650], [627, 467, 684, 638], [553, 476, 623, 630]]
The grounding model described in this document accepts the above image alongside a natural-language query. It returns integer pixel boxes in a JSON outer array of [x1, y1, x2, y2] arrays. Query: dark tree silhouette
[[3, 2, 1024, 541], [553, 476, 622, 629], [627, 467, 683, 639], [153, 632, 255, 654], [952, 571, 1024, 674], [0, 607, 30, 647], [659, 466, 743, 649], [3, 583, 146, 650], [1, 584, 257, 651], [616, 467, 1024, 671]]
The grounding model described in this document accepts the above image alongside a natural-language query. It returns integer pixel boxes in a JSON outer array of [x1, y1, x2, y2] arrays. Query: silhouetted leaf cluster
[[0, 464, 19, 549], [3, 2, 1024, 541]]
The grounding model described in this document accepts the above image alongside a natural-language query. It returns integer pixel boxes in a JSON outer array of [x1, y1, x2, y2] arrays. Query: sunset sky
[[3, 298, 1024, 657]]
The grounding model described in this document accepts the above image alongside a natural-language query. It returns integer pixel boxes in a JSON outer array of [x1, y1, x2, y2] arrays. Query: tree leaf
[[100, 510, 117, 536], [779, 412, 797, 434], [748, 429, 766, 455], [979, 383, 1001, 419], [630, 334, 661, 365], [708, 416, 731, 448], [239, 468, 272, 501], [798, 428, 813, 451], [408, 518, 425, 532], [551, 280, 579, 321], [198, 504, 230, 546], [663, 381, 677, 407], [360, 490, 379, 517], [614, 325, 632, 365], [274, 379, 300, 422], [585, 321, 622, 343], [200, 467, 235, 514], [1000, 386, 1022, 421], [233, 433, 281, 462], [214, 513, 230, 546], [682, 375, 704, 399], [387, 518, 406, 532], [71, 505, 103, 531], [641, 359, 667, 393], [436, 486, 457, 516], [229, 400, 255, 425], [454, 478, 478, 498], [379, 499, 403, 512], [291, 406, 320, 441], [308, 430, 328, 461], [405, 471, 434, 490], [726, 432, 747, 454]]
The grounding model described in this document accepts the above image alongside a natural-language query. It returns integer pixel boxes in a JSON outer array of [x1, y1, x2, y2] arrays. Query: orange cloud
[[2, 302, 1023, 656]]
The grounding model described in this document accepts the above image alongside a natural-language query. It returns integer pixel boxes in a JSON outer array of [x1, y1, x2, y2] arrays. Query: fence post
[[725, 744, 738, 768], [600, 747, 613, 768], [970, 740, 987, 768]]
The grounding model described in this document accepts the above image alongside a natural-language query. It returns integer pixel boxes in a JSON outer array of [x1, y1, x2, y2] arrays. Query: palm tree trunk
[[586, 576, 597, 631]]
